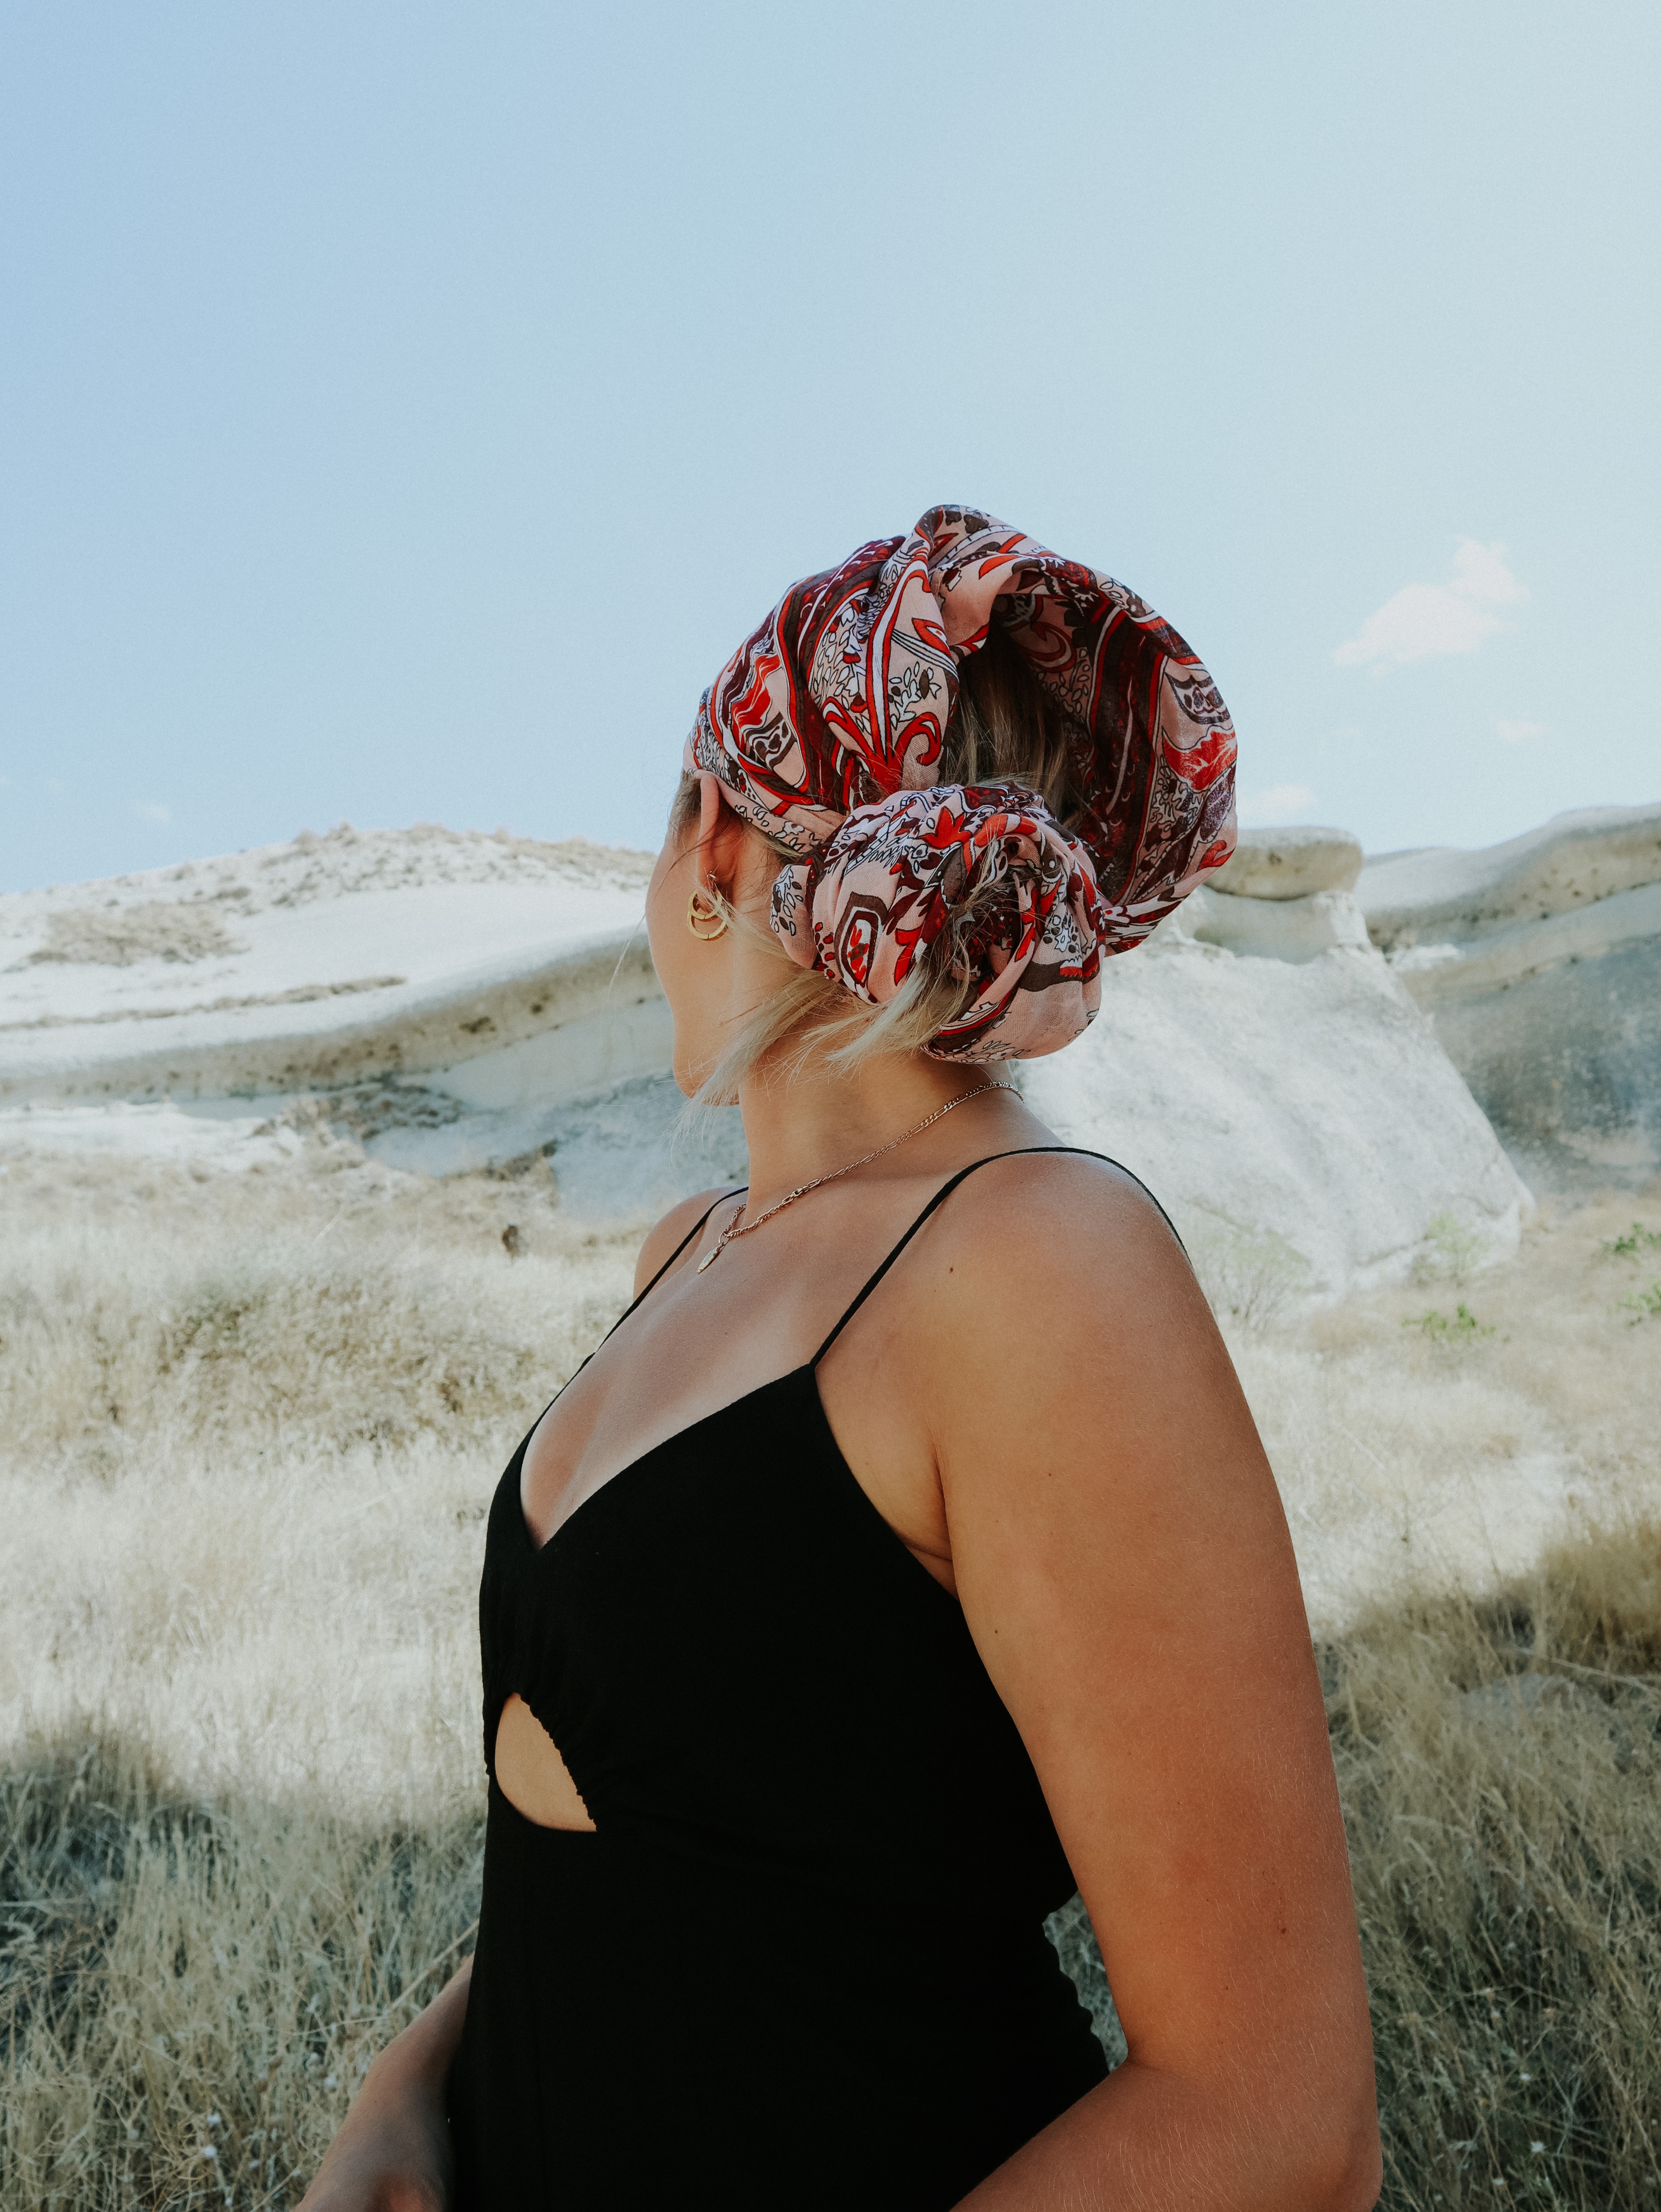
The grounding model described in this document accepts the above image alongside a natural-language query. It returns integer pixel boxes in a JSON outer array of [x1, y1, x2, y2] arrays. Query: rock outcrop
[[1179, 827, 1373, 964], [1358, 802, 1661, 1186], [1209, 826, 1364, 902], [1022, 914, 1527, 1307], [0, 825, 668, 1108], [1, 820, 1536, 1300]]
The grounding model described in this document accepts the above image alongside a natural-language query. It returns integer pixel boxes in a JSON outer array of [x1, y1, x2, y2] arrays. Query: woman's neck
[[734, 1046, 1017, 1210]]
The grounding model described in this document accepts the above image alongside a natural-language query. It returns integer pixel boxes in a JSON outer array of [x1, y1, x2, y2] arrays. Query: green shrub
[[1406, 1304, 1496, 1344], [1600, 1222, 1661, 1262]]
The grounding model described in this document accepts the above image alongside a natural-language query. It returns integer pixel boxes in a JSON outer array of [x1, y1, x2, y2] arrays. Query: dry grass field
[[1, 1131, 1658, 2208]]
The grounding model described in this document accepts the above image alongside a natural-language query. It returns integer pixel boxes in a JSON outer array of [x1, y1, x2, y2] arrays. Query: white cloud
[[1237, 782, 1316, 825], [1494, 717, 1546, 745], [1334, 540, 1526, 672], [135, 801, 172, 823]]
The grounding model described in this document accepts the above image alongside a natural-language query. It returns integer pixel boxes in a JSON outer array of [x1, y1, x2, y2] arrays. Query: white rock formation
[[1, 819, 1536, 1294], [0, 824, 669, 1109], [1208, 826, 1364, 901], [0, 825, 729, 1218], [1182, 884, 1375, 964], [1179, 827, 1372, 964], [1358, 802, 1661, 1185], [1023, 909, 1528, 1307]]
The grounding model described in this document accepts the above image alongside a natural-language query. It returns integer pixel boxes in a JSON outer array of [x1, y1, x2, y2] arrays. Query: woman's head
[[651, 506, 1238, 1100], [646, 639, 1092, 1099]]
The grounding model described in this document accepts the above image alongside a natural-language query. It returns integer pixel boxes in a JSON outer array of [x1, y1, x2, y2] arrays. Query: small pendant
[[695, 1245, 721, 1273]]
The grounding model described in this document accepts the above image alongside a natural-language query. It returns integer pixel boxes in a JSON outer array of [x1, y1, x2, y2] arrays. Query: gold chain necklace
[[695, 1080, 1014, 1273]]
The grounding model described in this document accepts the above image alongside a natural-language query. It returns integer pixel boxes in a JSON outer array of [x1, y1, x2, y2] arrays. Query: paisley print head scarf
[[684, 505, 1238, 1062]]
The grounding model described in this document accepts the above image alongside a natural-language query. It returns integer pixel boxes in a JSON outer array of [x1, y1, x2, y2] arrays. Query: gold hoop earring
[[686, 889, 729, 941]]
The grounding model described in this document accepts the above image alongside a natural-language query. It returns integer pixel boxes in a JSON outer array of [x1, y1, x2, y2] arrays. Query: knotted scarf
[[684, 505, 1237, 1061]]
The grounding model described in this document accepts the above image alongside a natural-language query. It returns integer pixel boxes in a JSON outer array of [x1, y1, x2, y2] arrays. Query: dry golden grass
[[0, 1146, 635, 1821], [1236, 1186, 1661, 1633], [1, 1750, 479, 2210], [1, 1141, 1658, 2207], [1336, 1521, 1661, 2206]]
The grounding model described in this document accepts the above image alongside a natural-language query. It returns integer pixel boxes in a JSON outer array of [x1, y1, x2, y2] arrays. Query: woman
[[303, 508, 1380, 2209]]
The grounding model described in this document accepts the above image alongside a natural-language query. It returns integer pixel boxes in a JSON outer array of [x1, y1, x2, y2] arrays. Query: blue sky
[[3, 0, 1657, 891]]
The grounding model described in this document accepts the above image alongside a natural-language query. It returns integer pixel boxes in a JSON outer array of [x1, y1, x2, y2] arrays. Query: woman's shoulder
[[953, 1141, 1183, 1249], [922, 1144, 1198, 1342], [911, 1143, 1245, 1540], [631, 1184, 743, 1296]]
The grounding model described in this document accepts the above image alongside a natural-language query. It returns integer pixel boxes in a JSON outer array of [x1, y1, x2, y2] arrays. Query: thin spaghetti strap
[[809, 1146, 1186, 1368], [599, 1185, 746, 1347], [529, 1186, 745, 1431]]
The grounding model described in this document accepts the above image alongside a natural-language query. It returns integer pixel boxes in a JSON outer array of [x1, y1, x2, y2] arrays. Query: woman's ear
[[694, 775, 753, 905]]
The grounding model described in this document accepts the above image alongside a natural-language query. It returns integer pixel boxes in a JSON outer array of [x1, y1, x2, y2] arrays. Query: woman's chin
[[669, 1045, 704, 1099]]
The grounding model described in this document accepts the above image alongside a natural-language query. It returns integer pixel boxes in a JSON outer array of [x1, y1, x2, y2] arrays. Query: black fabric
[[446, 1149, 1161, 2208]]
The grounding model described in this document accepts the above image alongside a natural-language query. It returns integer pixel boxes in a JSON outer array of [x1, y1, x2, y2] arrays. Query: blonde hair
[[677, 632, 1089, 1104]]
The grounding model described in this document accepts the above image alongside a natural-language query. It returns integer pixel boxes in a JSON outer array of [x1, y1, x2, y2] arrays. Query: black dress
[[447, 1151, 1123, 2208]]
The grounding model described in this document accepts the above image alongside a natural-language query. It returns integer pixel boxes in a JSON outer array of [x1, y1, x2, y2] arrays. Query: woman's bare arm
[[918, 1161, 1379, 2211], [296, 1959, 471, 2212]]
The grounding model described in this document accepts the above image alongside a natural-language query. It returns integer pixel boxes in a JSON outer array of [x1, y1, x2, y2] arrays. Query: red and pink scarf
[[684, 505, 1237, 1061]]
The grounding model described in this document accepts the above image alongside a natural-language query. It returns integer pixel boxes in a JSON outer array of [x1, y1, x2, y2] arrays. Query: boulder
[[0, 825, 725, 1220], [1184, 825, 1372, 967], [1020, 927, 1529, 1305], [1180, 885, 1374, 965]]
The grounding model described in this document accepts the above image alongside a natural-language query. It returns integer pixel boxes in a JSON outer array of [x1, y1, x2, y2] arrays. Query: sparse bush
[[1530, 1513, 1661, 1674], [1406, 1304, 1497, 1345], [25, 900, 246, 968], [1601, 1221, 1661, 1262], [1044, 1892, 1127, 2070], [1601, 1223, 1661, 1322], [1191, 1221, 1312, 1329], [1417, 1208, 1489, 1287]]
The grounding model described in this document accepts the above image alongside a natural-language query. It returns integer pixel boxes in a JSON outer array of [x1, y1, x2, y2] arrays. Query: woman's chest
[[518, 1290, 953, 1586], [482, 1379, 1041, 1879]]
